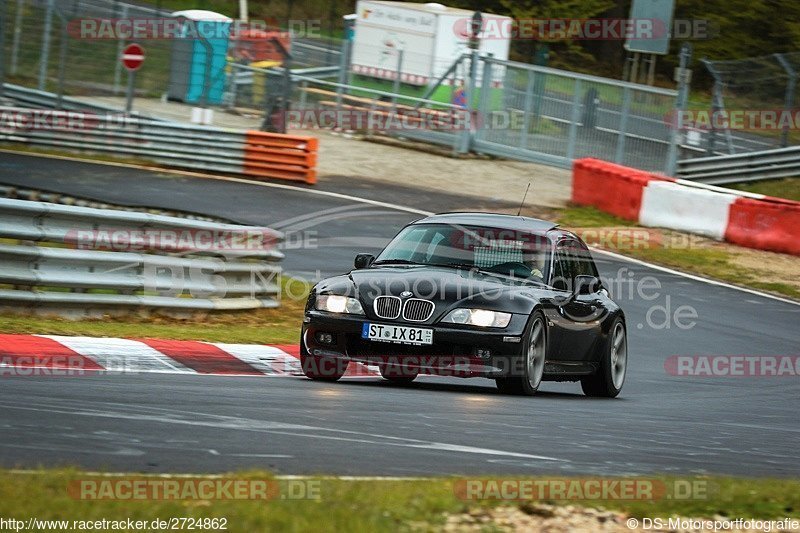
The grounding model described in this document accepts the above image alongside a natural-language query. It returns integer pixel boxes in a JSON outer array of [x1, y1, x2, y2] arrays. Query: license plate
[[361, 323, 433, 345]]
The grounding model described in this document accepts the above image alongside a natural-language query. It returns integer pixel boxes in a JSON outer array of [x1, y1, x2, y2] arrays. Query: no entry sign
[[121, 43, 145, 71]]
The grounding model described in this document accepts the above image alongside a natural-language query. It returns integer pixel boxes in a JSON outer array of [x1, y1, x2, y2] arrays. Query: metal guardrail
[[0, 198, 284, 316], [2, 83, 154, 117], [0, 107, 319, 183], [676, 146, 800, 185]]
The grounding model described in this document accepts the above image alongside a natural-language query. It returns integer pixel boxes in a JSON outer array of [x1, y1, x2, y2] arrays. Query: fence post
[[336, 36, 348, 107], [37, 0, 54, 90], [775, 53, 797, 148], [520, 69, 535, 149], [392, 49, 403, 112], [666, 43, 692, 175], [565, 78, 582, 161], [10, 0, 25, 76], [113, 4, 129, 95], [615, 86, 631, 164], [475, 54, 493, 142], [457, 49, 480, 154], [0, 0, 7, 97]]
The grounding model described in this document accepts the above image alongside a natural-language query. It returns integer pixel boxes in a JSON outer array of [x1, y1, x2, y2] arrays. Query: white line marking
[[592, 247, 800, 307], [0, 401, 567, 463]]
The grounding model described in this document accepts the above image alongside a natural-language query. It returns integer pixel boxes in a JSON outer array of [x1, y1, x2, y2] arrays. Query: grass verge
[[0, 470, 797, 532], [726, 178, 800, 202], [0, 277, 310, 344]]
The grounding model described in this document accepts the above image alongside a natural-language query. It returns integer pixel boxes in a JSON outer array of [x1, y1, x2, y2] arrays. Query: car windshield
[[375, 223, 551, 282]]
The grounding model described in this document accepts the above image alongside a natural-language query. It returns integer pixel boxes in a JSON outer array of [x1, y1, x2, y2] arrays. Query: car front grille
[[373, 295, 401, 319], [402, 298, 435, 322]]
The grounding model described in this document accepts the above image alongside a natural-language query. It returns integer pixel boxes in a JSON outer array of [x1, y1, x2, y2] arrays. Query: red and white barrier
[[0, 335, 379, 378], [572, 159, 800, 256]]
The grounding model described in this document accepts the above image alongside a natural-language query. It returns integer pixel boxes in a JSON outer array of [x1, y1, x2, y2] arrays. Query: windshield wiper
[[372, 259, 422, 266]]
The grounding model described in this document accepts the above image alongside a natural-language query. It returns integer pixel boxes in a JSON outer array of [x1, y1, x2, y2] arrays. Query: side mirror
[[354, 253, 376, 270], [574, 275, 602, 296]]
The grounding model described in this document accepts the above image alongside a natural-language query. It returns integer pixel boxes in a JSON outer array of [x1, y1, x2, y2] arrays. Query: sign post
[[121, 43, 145, 113]]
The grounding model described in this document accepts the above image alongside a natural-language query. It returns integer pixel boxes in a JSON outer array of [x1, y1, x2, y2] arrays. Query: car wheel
[[495, 311, 547, 396], [300, 343, 346, 382], [379, 364, 419, 384], [581, 317, 627, 398]]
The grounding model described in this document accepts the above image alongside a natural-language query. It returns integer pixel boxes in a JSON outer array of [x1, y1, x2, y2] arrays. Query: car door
[[551, 240, 603, 362]]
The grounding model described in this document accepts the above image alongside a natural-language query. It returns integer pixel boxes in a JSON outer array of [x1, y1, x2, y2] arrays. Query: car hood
[[314, 265, 555, 317]]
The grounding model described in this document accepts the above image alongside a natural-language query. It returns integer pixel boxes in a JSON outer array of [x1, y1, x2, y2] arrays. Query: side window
[[574, 243, 599, 278], [551, 244, 575, 291]]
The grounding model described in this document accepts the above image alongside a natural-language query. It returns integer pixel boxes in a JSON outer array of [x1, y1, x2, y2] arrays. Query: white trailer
[[351, 1, 511, 87]]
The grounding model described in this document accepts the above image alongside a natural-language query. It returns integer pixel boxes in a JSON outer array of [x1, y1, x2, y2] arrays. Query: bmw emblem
[[400, 291, 413, 298]]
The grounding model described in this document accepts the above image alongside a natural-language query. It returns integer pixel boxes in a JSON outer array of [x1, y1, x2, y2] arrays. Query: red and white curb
[[572, 158, 800, 256], [0, 334, 380, 378]]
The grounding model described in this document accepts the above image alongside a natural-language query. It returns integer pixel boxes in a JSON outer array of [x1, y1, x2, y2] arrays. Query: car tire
[[581, 317, 627, 398], [379, 364, 418, 384], [495, 311, 547, 396]]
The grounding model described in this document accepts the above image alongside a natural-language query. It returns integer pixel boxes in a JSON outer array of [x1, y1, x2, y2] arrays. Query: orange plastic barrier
[[243, 131, 318, 184], [725, 196, 800, 256], [571, 159, 669, 221]]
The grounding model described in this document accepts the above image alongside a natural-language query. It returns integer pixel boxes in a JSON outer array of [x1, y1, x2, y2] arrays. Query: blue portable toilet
[[167, 10, 232, 105]]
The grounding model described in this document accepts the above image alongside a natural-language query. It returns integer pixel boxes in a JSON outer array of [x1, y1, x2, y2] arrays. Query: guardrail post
[[566, 78, 582, 161]]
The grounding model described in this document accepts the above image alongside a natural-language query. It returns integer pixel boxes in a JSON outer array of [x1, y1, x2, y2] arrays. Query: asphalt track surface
[[1, 151, 799, 477]]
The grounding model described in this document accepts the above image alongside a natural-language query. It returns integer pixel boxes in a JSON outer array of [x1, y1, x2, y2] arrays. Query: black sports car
[[300, 213, 628, 397]]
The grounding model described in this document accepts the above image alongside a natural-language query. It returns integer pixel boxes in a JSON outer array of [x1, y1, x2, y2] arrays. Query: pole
[[55, 1, 78, 110], [239, 0, 249, 22], [125, 70, 136, 113], [10, 0, 24, 76], [775, 53, 796, 148], [38, 0, 54, 90], [392, 49, 403, 108], [0, 0, 7, 97], [666, 43, 692, 176], [113, 4, 129, 94], [458, 49, 479, 154]]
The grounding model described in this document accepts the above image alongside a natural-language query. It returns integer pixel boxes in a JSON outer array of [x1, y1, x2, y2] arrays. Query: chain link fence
[[2, 0, 681, 173], [2, 0, 341, 103], [680, 52, 800, 159]]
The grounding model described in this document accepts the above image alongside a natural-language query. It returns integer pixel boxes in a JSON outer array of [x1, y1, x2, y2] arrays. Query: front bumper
[[302, 311, 529, 377]]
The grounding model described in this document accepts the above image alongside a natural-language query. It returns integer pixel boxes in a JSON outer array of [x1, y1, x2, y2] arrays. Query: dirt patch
[[311, 130, 572, 208]]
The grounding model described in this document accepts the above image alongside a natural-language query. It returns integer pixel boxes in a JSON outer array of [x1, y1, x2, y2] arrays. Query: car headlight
[[315, 294, 364, 315], [442, 308, 512, 328]]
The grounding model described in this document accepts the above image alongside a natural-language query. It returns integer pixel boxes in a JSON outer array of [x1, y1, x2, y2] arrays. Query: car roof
[[411, 212, 559, 234]]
